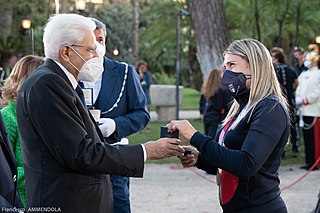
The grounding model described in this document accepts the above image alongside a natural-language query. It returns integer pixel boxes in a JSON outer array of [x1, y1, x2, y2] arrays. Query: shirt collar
[[54, 60, 78, 89]]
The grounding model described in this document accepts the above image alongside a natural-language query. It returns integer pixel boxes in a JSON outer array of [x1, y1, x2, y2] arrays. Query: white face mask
[[303, 60, 312, 68], [96, 42, 106, 57], [69, 47, 104, 82]]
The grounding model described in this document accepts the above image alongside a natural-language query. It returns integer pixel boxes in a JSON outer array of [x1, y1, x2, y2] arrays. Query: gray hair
[[43, 14, 96, 60], [90, 17, 107, 37]]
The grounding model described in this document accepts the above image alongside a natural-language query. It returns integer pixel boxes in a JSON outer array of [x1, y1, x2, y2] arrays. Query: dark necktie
[[75, 85, 86, 107], [75, 84, 105, 141]]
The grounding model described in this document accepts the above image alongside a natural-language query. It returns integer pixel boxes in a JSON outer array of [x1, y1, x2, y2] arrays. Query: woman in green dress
[[1, 55, 44, 206]]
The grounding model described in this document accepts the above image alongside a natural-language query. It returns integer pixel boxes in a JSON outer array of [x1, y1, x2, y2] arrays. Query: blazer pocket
[[63, 173, 100, 189]]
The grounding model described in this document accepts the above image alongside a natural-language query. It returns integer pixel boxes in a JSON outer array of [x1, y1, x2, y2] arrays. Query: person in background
[[295, 49, 320, 171], [293, 47, 307, 76], [1, 55, 44, 206], [169, 38, 290, 212], [199, 69, 231, 138], [136, 60, 152, 112], [270, 47, 299, 156], [81, 18, 150, 213], [16, 14, 184, 213]]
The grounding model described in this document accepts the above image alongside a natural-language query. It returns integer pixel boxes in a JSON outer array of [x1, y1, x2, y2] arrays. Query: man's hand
[[144, 138, 185, 160], [179, 146, 199, 168], [98, 118, 116, 137]]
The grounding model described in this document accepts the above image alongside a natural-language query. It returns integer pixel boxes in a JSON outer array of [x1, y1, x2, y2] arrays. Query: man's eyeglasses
[[71, 44, 97, 53]]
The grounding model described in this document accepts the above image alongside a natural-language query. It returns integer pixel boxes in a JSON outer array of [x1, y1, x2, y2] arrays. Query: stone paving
[[131, 164, 320, 213]]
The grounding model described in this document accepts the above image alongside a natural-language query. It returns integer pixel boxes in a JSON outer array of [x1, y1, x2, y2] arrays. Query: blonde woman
[[1, 55, 44, 206], [168, 39, 289, 212]]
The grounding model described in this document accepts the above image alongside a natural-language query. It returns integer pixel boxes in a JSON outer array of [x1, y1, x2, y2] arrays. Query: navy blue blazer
[[93, 57, 150, 143], [0, 114, 23, 211]]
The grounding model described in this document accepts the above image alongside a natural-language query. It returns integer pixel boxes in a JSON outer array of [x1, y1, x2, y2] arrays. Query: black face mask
[[221, 70, 251, 99]]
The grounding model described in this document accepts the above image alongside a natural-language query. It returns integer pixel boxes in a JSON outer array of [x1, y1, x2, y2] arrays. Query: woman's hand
[[178, 146, 199, 168], [167, 120, 197, 142]]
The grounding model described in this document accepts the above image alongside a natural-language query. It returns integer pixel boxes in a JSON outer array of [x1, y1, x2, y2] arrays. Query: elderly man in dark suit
[[0, 113, 23, 212], [81, 18, 149, 213], [16, 14, 184, 213]]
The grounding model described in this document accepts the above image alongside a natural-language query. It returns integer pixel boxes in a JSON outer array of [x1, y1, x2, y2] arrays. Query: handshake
[[98, 117, 199, 166], [143, 124, 199, 169]]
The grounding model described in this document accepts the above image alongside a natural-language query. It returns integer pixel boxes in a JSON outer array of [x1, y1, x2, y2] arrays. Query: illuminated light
[[75, 0, 86, 11], [89, 0, 103, 3], [113, 49, 119, 56], [22, 18, 31, 30]]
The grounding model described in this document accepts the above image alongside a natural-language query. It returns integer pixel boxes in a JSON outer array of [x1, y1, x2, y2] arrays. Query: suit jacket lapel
[[44, 59, 87, 110], [94, 57, 119, 111]]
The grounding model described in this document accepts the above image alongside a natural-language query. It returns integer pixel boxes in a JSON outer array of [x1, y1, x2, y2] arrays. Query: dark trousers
[[111, 175, 130, 213], [302, 116, 320, 168], [289, 106, 299, 153]]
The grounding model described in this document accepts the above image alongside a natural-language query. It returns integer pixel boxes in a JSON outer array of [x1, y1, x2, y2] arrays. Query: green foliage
[[94, 3, 134, 63], [11, 0, 49, 55], [152, 70, 175, 84], [2, 0, 320, 83], [0, 35, 20, 52], [225, 0, 320, 53], [139, 0, 191, 81]]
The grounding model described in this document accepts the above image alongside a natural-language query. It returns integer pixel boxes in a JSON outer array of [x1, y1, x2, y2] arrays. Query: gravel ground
[[130, 164, 320, 213]]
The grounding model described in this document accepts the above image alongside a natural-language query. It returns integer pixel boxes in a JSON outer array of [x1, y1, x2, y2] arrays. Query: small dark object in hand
[[184, 150, 192, 155], [160, 126, 179, 138]]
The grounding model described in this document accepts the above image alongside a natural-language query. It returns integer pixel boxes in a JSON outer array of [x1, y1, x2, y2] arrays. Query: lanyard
[[218, 119, 233, 147], [218, 104, 247, 147]]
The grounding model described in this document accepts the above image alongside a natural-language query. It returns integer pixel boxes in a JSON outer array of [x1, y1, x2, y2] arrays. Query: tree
[[226, 0, 320, 54], [0, 1, 13, 41], [273, 0, 290, 47], [189, 0, 230, 80], [131, 0, 139, 62], [253, 0, 261, 41], [139, 1, 183, 74], [293, 0, 303, 48], [95, 2, 134, 63]]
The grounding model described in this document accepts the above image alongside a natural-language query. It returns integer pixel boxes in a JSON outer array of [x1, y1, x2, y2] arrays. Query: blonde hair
[[201, 69, 222, 99], [1, 55, 44, 105], [223, 39, 288, 129]]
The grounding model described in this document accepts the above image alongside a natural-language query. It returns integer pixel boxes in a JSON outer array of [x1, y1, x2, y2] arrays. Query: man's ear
[[60, 45, 70, 62]]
